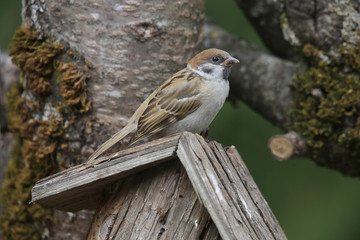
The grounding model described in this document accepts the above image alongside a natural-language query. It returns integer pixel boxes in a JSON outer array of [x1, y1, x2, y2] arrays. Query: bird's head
[[188, 48, 239, 80]]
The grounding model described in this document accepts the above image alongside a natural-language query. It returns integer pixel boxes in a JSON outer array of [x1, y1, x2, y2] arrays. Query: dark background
[[1, 1, 360, 239]]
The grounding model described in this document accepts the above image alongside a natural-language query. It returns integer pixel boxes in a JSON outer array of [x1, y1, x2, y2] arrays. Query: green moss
[[339, 31, 360, 70], [8, 25, 64, 96], [1, 82, 55, 240], [57, 61, 91, 112], [1, 25, 91, 239], [289, 43, 360, 176]]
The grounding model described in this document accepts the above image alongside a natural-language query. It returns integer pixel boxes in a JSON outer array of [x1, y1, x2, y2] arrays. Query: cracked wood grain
[[31, 134, 181, 212], [31, 132, 285, 239], [87, 161, 218, 240], [177, 133, 287, 240]]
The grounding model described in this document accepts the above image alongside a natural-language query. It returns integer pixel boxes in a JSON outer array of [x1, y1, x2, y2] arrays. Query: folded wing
[[132, 70, 202, 143]]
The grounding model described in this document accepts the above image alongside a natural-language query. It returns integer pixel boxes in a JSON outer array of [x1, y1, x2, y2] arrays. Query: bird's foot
[[200, 128, 209, 142]]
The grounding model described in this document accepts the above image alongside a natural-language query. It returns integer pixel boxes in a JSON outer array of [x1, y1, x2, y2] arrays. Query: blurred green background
[[1, 1, 360, 240]]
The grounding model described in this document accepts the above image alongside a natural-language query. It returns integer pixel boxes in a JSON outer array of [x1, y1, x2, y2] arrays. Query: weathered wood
[[31, 134, 181, 212], [177, 133, 287, 240], [226, 144, 287, 239], [87, 161, 220, 240], [31, 132, 286, 239]]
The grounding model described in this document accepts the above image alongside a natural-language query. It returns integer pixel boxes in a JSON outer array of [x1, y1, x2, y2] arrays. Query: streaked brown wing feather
[[132, 69, 202, 142]]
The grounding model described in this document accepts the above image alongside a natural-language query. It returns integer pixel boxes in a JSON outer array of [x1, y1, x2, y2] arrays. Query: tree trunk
[[0, 52, 17, 201], [1, 0, 204, 239]]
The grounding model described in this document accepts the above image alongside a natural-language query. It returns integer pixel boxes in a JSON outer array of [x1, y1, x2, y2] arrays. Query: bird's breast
[[156, 78, 229, 137], [199, 78, 229, 110]]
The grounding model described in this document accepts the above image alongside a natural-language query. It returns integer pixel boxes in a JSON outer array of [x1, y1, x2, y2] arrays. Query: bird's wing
[[131, 69, 203, 143], [87, 68, 202, 162]]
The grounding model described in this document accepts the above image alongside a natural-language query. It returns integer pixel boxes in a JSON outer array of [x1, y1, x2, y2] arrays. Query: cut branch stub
[[268, 131, 307, 161]]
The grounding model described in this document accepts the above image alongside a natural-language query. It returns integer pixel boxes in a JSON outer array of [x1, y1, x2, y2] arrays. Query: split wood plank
[[177, 132, 287, 240], [87, 161, 220, 240], [31, 132, 287, 240], [31, 134, 181, 212]]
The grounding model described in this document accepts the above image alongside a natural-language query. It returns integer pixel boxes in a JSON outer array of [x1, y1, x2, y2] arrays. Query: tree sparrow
[[88, 48, 239, 162]]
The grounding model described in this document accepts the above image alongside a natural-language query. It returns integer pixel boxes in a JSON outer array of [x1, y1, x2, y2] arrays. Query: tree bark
[[0, 52, 17, 240], [234, 0, 296, 60], [0, 52, 18, 192], [0, 52, 18, 131], [205, 1, 360, 176], [23, 0, 205, 157], [1, 0, 205, 239]]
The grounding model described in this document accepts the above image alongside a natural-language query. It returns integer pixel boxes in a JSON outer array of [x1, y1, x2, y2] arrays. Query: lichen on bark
[[1, 25, 91, 239], [289, 41, 360, 176]]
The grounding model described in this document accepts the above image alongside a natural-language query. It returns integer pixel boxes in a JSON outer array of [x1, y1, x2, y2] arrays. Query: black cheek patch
[[202, 67, 213, 74], [223, 67, 230, 79]]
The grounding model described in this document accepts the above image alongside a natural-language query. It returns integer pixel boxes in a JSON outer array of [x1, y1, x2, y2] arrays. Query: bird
[[87, 48, 239, 162]]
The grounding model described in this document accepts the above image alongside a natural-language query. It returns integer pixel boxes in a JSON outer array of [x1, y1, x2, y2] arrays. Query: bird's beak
[[222, 56, 240, 67]]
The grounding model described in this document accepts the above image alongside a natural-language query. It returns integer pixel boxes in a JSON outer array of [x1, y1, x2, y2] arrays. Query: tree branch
[[268, 131, 308, 161], [206, 1, 360, 176], [234, 0, 296, 60]]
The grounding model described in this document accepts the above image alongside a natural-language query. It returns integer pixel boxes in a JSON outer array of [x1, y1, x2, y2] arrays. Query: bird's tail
[[87, 123, 136, 162]]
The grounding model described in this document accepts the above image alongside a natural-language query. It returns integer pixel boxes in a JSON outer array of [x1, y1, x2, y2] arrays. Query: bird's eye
[[211, 56, 219, 62]]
